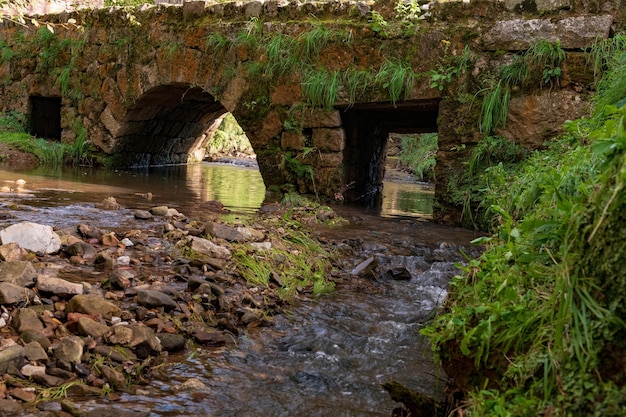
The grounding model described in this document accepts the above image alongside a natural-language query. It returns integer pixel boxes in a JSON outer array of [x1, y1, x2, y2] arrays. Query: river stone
[[54, 335, 84, 364], [136, 289, 178, 310], [109, 271, 131, 290], [77, 317, 110, 339], [157, 333, 186, 352], [149, 206, 169, 216], [0, 222, 61, 254], [19, 329, 51, 350], [0, 282, 35, 305], [13, 308, 44, 333], [101, 232, 120, 246], [0, 399, 22, 416], [205, 222, 264, 243], [108, 323, 161, 354], [36, 275, 84, 296], [100, 365, 126, 390], [0, 261, 38, 287], [20, 364, 46, 377], [0, 345, 25, 374], [94, 251, 116, 269], [351, 257, 378, 276], [0, 242, 26, 261], [65, 240, 98, 259], [32, 373, 65, 387], [171, 377, 209, 392], [133, 210, 153, 220], [23, 341, 49, 362], [67, 294, 122, 320], [185, 236, 231, 259], [384, 267, 412, 281]]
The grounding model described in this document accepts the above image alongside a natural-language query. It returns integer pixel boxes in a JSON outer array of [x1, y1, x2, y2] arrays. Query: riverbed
[[0, 162, 479, 416]]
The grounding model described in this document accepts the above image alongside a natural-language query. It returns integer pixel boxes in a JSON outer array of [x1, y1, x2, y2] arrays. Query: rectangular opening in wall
[[29, 96, 62, 140]]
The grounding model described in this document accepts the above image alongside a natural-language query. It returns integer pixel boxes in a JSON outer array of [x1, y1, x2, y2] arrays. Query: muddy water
[[0, 163, 479, 417]]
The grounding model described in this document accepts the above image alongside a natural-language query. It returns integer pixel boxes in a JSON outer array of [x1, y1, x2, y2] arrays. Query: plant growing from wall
[[301, 68, 340, 109], [375, 58, 420, 106]]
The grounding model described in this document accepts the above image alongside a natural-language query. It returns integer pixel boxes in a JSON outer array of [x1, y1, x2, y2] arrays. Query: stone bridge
[[0, 0, 622, 223]]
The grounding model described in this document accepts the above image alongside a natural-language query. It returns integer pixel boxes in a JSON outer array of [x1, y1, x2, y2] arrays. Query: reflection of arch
[[115, 83, 228, 167]]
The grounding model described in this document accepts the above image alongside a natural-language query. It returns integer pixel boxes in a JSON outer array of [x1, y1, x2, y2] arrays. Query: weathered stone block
[[100, 106, 123, 137], [182, 1, 207, 17], [293, 108, 342, 128], [312, 128, 345, 152], [281, 131, 306, 150], [316, 152, 344, 168], [484, 15, 613, 50]]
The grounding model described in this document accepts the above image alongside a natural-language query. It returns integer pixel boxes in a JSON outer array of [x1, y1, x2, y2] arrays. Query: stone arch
[[112, 83, 228, 167]]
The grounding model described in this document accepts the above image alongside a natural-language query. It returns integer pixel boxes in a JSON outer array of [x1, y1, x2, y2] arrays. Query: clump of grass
[[301, 68, 340, 109], [375, 59, 420, 106], [232, 219, 336, 298]]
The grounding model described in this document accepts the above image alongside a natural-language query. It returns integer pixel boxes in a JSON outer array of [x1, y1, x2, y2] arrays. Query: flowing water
[[0, 162, 479, 417]]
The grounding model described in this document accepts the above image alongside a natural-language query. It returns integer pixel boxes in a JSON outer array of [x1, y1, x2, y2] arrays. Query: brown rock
[[67, 295, 121, 321], [0, 261, 37, 287], [13, 308, 44, 333]]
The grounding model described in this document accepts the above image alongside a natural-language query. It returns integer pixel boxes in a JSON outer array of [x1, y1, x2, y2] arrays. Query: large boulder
[[0, 222, 61, 254]]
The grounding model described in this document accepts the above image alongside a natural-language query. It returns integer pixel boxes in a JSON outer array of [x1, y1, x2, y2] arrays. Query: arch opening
[[116, 83, 228, 167], [29, 95, 62, 140], [340, 99, 440, 213]]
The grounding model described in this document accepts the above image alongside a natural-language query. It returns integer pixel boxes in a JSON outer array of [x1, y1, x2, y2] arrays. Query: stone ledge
[[484, 15, 613, 50]]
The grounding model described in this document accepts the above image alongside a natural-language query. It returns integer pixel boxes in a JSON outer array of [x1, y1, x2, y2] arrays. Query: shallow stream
[[0, 162, 479, 417]]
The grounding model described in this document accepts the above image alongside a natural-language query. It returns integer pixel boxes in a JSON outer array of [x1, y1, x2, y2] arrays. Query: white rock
[[21, 364, 46, 377], [0, 222, 61, 254]]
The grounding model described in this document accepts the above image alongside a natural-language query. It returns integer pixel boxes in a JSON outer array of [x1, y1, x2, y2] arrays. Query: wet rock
[[100, 196, 122, 210], [0, 282, 35, 304], [171, 377, 209, 392], [382, 380, 443, 417], [195, 282, 225, 298], [65, 240, 98, 259], [10, 387, 36, 402], [36, 275, 84, 296], [0, 398, 22, 415], [100, 365, 126, 390], [351, 257, 378, 277], [0, 222, 61, 254], [205, 222, 264, 242], [23, 341, 48, 362], [192, 328, 230, 346], [0, 345, 25, 374], [108, 271, 131, 290], [108, 323, 161, 354], [13, 308, 44, 333], [157, 333, 186, 352], [54, 335, 84, 364], [19, 329, 51, 350], [32, 372, 66, 387], [47, 366, 76, 379], [384, 267, 412, 281], [102, 232, 120, 246], [0, 261, 38, 287], [0, 242, 26, 261], [136, 290, 178, 310], [184, 236, 231, 259], [94, 251, 116, 269], [59, 399, 84, 416], [133, 210, 153, 220], [199, 200, 225, 212], [149, 206, 169, 216], [67, 294, 122, 321], [77, 317, 110, 339]]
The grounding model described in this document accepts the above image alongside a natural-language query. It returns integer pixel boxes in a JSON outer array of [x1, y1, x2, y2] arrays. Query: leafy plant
[[368, 11, 389, 38], [430, 45, 472, 91]]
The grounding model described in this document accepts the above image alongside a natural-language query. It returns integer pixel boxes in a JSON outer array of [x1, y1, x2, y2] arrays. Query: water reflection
[[381, 180, 433, 219]]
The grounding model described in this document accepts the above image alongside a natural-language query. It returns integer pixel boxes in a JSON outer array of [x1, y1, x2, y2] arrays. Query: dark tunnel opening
[[340, 99, 440, 211]]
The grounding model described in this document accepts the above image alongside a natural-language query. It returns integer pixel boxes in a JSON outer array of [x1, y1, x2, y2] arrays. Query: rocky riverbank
[[0, 199, 346, 416]]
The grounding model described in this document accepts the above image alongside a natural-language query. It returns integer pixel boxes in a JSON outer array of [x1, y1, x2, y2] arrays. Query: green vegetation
[[208, 113, 254, 157], [396, 133, 438, 182], [0, 111, 96, 167], [423, 35, 626, 416], [233, 215, 336, 298], [480, 40, 564, 134]]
